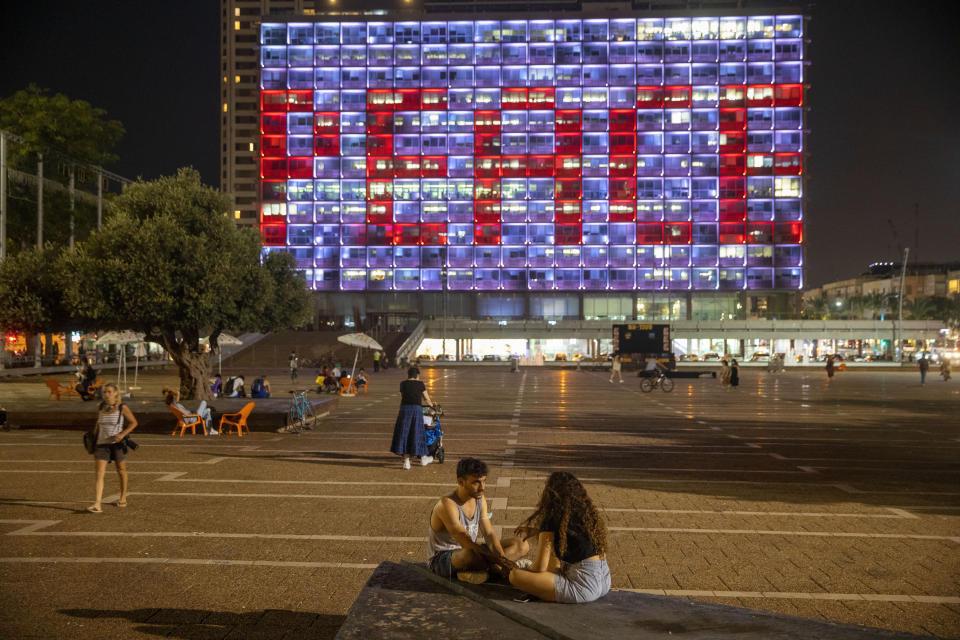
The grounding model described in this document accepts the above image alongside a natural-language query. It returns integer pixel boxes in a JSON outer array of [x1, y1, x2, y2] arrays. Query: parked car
[[481, 354, 502, 362], [416, 354, 433, 361], [554, 353, 567, 361], [679, 354, 699, 362], [749, 352, 770, 362], [700, 353, 720, 361], [434, 354, 454, 361], [461, 354, 480, 362]]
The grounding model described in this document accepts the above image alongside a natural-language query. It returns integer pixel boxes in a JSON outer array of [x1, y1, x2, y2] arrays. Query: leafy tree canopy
[[0, 85, 125, 167], [0, 245, 75, 334]]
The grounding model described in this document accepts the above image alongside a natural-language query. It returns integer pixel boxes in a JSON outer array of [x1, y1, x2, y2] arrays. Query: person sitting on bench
[[507, 471, 611, 603], [426, 457, 530, 583]]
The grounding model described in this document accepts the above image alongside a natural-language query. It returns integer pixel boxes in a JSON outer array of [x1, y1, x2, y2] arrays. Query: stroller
[[422, 404, 445, 463]]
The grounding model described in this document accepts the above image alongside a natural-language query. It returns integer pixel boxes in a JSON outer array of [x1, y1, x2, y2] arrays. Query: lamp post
[[895, 248, 909, 363]]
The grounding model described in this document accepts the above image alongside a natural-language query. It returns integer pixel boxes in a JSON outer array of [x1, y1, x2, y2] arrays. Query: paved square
[[1, 367, 958, 638]]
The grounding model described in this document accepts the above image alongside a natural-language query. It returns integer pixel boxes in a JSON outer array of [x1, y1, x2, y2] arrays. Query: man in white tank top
[[427, 457, 530, 582]]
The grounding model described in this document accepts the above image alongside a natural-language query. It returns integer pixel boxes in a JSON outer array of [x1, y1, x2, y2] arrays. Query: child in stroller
[[422, 404, 445, 464]]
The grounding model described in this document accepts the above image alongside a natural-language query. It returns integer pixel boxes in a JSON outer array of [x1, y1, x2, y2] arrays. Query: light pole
[[895, 248, 909, 363]]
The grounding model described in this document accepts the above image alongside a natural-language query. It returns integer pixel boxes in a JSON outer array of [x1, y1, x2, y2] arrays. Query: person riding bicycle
[[643, 356, 667, 378]]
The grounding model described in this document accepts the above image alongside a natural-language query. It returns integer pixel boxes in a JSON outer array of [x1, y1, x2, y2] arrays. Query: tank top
[[426, 496, 482, 560], [96, 404, 125, 445]]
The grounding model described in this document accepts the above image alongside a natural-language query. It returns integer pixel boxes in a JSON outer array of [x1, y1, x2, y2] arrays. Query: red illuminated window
[[556, 110, 582, 132], [719, 199, 746, 221], [313, 112, 339, 133], [556, 156, 582, 178], [637, 87, 664, 108], [474, 111, 501, 132], [260, 91, 288, 112], [719, 223, 745, 244], [474, 135, 501, 156], [475, 223, 501, 245], [528, 87, 554, 109], [422, 89, 447, 110], [556, 224, 581, 245], [395, 89, 420, 110], [609, 201, 636, 222], [261, 113, 285, 134], [287, 157, 312, 179], [719, 178, 746, 199], [287, 90, 313, 112], [719, 108, 746, 131], [719, 154, 746, 176], [774, 153, 802, 175], [609, 156, 636, 177], [774, 84, 803, 106], [366, 112, 393, 134], [260, 135, 286, 156], [366, 201, 393, 223], [555, 134, 581, 155], [501, 155, 527, 177], [367, 157, 394, 178], [610, 133, 637, 155], [774, 222, 802, 244], [260, 158, 286, 179], [394, 156, 421, 178], [555, 179, 581, 200], [556, 200, 581, 222], [527, 155, 555, 177], [474, 179, 501, 200], [261, 224, 286, 246], [421, 223, 447, 245], [747, 85, 774, 107], [719, 131, 746, 153], [474, 201, 501, 222], [367, 180, 393, 200], [503, 88, 528, 109], [664, 86, 691, 108], [719, 86, 745, 107], [421, 156, 447, 178], [637, 223, 663, 244], [395, 224, 420, 246], [367, 134, 393, 156], [367, 89, 396, 111], [665, 223, 691, 244], [609, 178, 636, 200], [313, 135, 339, 157], [474, 157, 502, 178], [609, 110, 637, 132], [367, 224, 394, 245]]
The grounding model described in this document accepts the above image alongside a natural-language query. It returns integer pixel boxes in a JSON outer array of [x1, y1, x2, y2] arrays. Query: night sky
[[1, 0, 957, 287]]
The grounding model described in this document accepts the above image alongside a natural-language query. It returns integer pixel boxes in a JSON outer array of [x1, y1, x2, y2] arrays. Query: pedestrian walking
[[289, 350, 299, 381], [391, 367, 436, 469], [729, 359, 740, 388], [825, 355, 835, 382], [940, 358, 951, 381], [608, 354, 623, 383], [87, 383, 138, 513], [918, 353, 929, 385], [373, 350, 381, 372], [719, 359, 731, 390]]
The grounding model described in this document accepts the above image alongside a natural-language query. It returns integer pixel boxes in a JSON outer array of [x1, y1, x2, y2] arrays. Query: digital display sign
[[258, 16, 804, 292]]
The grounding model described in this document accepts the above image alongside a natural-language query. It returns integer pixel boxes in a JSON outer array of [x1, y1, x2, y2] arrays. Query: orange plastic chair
[[218, 401, 255, 437], [338, 377, 354, 395], [167, 405, 206, 437], [45, 378, 78, 400], [357, 378, 368, 394]]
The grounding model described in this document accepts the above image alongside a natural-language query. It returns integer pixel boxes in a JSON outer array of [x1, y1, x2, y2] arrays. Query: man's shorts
[[93, 443, 126, 463], [428, 542, 492, 580], [554, 558, 611, 604]]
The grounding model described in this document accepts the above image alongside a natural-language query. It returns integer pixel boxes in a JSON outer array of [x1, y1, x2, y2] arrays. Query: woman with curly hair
[[508, 471, 611, 603]]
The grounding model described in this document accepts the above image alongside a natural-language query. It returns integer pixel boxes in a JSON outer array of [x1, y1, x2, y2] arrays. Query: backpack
[[251, 378, 265, 395], [224, 377, 236, 396]]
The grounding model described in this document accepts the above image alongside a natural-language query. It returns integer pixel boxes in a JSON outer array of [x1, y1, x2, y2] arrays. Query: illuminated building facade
[[252, 9, 807, 321]]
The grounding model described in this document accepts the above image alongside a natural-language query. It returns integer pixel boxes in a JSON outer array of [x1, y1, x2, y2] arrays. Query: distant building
[[804, 262, 960, 308]]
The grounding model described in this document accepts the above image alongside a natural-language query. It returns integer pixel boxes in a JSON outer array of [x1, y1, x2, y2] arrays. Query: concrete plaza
[[0, 367, 958, 638]]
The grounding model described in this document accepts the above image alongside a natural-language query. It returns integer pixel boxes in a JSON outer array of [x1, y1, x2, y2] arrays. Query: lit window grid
[[258, 16, 805, 292]]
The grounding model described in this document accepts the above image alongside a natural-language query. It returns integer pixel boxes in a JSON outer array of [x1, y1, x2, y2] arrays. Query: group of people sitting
[[162, 386, 217, 436], [210, 374, 271, 399], [428, 457, 611, 604], [74, 360, 100, 401], [314, 365, 367, 394]]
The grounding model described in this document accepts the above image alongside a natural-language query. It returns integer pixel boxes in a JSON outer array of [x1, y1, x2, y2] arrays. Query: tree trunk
[[171, 350, 214, 402]]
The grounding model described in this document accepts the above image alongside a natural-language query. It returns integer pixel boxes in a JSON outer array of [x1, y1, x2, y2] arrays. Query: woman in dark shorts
[[390, 367, 435, 470], [88, 383, 138, 513], [508, 472, 611, 603]]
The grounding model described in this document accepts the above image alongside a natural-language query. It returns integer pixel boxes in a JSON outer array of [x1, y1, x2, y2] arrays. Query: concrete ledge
[[336, 562, 927, 640], [5, 396, 338, 433]]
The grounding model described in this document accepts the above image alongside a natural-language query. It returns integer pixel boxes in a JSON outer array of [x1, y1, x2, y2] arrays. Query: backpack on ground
[[224, 377, 237, 396], [251, 378, 265, 395]]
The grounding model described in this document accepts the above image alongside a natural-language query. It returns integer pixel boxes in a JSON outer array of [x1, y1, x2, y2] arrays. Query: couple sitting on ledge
[[427, 457, 611, 604]]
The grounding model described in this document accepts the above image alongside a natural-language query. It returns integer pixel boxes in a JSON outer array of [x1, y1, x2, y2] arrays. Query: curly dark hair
[[520, 471, 607, 558], [456, 457, 488, 479]]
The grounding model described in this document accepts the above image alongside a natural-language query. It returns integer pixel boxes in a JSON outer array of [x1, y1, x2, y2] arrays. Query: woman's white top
[[96, 405, 125, 444]]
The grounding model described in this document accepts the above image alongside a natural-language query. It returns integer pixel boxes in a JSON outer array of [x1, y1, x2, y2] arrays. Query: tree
[[903, 296, 937, 321], [863, 291, 891, 320], [0, 86, 125, 252], [803, 293, 828, 320], [0, 245, 76, 364], [63, 169, 313, 400]]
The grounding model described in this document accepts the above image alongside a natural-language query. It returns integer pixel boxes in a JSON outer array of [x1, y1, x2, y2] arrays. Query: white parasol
[[336, 333, 383, 396], [213, 332, 243, 376], [94, 331, 145, 393]]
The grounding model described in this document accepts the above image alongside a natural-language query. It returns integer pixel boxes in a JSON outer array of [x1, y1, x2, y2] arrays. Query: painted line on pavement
[[619, 589, 960, 604], [601, 527, 960, 543], [0, 556, 378, 569], [125, 491, 439, 500], [504, 506, 918, 519]]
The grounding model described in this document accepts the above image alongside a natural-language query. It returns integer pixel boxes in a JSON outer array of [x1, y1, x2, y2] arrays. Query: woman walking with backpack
[[88, 383, 138, 513]]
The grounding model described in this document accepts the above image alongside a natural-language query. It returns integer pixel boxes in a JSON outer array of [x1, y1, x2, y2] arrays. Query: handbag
[[83, 426, 98, 454]]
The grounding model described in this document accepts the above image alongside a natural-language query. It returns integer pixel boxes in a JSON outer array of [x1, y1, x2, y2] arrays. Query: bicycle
[[640, 372, 674, 393], [279, 389, 316, 434]]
